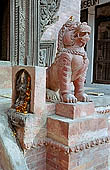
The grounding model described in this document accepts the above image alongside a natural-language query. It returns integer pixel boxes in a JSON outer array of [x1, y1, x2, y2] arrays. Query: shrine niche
[[14, 69, 31, 114], [7, 66, 46, 149], [11, 66, 46, 114]]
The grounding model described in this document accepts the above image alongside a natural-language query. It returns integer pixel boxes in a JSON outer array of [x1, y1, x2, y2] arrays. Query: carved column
[[10, 0, 40, 66], [10, 0, 19, 65], [19, 0, 26, 65]]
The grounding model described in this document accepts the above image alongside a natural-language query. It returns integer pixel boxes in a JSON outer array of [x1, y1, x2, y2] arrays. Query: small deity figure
[[46, 17, 91, 103], [14, 71, 31, 113]]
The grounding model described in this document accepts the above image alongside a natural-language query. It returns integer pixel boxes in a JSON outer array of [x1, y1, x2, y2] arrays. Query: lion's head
[[57, 17, 91, 52]]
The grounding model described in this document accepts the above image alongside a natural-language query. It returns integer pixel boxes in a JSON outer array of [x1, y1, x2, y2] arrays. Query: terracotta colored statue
[[46, 17, 91, 103]]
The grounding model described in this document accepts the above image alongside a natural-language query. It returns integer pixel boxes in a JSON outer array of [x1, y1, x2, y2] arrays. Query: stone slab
[[56, 102, 95, 119], [47, 114, 108, 146], [0, 113, 28, 170]]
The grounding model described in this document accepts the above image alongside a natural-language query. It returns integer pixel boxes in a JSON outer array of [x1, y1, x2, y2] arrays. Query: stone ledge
[[56, 102, 95, 119], [47, 114, 108, 146], [6, 108, 47, 150], [46, 136, 110, 154]]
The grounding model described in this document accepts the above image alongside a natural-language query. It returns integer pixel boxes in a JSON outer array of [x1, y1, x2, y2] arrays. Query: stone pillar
[[10, 0, 40, 66], [86, 6, 95, 84]]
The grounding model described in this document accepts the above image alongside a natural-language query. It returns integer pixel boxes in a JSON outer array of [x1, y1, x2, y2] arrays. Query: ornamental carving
[[40, 0, 61, 37], [46, 17, 91, 103], [19, 0, 26, 65]]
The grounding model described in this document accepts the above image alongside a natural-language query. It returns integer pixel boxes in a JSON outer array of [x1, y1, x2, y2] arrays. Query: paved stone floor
[[0, 87, 110, 113]]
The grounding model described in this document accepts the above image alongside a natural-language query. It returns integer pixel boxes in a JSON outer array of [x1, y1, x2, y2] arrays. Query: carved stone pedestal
[[7, 108, 42, 150], [12, 66, 46, 115], [47, 102, 110, 170], [7, 66, 46, 150]]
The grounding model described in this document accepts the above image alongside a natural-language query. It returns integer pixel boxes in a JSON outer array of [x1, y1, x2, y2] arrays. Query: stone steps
[[46, 102, 110, 170], [47, 113, 108, 146]]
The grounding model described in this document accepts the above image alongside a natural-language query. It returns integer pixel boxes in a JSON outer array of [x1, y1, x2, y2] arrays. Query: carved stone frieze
[[40, 0, 61, 37], [11, 0, 40, 66], [19, 0, 26, 65], [14, 0, 19, 65]]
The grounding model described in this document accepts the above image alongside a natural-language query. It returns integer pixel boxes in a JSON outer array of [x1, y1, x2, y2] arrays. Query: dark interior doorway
[[93, 2, 110, 84], [0, 0, 10, 61], [80, 8, 88, 23]]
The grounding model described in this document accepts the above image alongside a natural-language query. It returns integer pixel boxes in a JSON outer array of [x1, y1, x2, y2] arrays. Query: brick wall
[[25, 146, 46, 170], [23, 102, 56, 170], [46, 140, 110, 170]]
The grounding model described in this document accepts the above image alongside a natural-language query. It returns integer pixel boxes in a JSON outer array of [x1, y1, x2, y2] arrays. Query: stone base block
[[47, 114, 108, 146], [25, 146, 46, 170], [7, 108, 47, 150], [56, 102, 95, 119], [46, 138, 110, 170]]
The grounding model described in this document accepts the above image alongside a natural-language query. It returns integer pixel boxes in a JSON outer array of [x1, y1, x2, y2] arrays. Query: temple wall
[[0, 65, 12, 89]]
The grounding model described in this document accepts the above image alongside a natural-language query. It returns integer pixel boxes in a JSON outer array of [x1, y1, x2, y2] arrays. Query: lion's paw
[[61, 94, 77, 103], [75, 93, 90, 102], [46, 89, 60, 103]]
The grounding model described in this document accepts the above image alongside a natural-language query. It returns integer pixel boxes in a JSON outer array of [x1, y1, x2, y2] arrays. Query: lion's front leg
[[57, 54, 77, 103], [74, 73, 90, 102]]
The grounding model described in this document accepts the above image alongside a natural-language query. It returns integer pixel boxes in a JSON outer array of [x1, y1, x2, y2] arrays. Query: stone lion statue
[[46, 17, 91, 103]]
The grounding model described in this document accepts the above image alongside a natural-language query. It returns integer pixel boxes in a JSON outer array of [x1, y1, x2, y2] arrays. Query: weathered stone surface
[[0, 66, 12, 89], [0, 113, 28, 170], [56, 102, 95, 119], [6, 101, 56, 150], [47, 114, 108, 146], [25, 146, 46, 170]]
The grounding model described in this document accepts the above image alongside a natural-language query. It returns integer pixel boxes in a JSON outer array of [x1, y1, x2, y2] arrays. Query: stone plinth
[[56, 102, 95, 119], [46, 138, 110, 170], [7, 108, 46, 150], [47, 114, 108, 146], [7, 102, 56, 150], [47, 102, 110, 170], [12, 66, 46, 115], [25, 146, 46, 170]]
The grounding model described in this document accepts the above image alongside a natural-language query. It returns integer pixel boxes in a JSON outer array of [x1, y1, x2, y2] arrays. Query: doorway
[[93, 2, 110, 84], [0, 0, 10, 61]]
